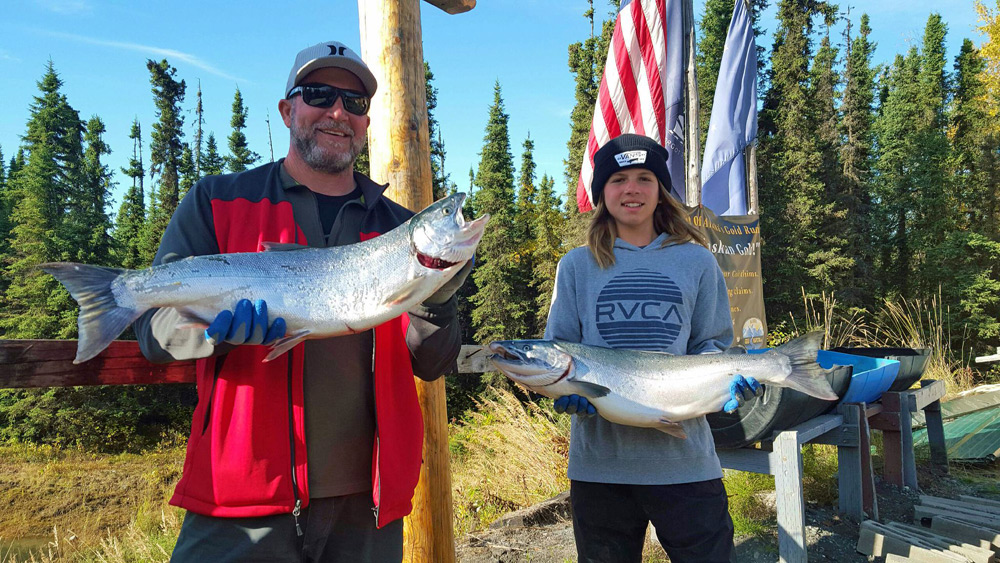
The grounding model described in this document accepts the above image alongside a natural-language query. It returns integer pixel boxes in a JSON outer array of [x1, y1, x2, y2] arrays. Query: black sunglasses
[[287, 83, 370, 116]]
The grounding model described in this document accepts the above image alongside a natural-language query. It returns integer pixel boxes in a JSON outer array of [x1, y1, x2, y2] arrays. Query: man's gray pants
[[170, 493, 404, 563]]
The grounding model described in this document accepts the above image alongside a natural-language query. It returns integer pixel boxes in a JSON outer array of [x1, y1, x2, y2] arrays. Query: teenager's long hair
[[586, 182, 708, 269]]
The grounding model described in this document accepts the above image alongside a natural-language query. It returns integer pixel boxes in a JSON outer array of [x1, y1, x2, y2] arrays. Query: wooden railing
[[0, 340, 491, 390]]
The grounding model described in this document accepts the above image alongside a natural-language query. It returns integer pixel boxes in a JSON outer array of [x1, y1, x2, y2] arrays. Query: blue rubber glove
[[553, 395, 597, 418], [722, 374, 764, 413], [205, 299, 286, 346]]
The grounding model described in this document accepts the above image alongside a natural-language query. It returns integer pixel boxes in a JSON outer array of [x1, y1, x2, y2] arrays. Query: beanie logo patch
[[614, 150, 647, 167]]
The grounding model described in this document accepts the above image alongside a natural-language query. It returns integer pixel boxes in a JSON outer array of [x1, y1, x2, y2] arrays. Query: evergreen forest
[[1, 0, 999, 451]]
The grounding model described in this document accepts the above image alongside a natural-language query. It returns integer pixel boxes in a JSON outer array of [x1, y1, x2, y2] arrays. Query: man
[[134, 41, 467, 562]]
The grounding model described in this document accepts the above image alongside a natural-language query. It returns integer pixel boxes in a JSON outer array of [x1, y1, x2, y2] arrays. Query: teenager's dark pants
[[571, 479, 734, 563]]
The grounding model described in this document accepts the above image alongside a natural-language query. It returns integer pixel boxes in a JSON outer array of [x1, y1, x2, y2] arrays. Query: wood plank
[[0, 339, 196, 388], [456, 344, 490, 374], [774, 431, 807, 563], [717, 447, 775, 474], [858, 521, 970, 562], [836, 403, 864, 519], [885, 522, 995, 563], [916, 506, 1000, 532], [911, 380, 947, 410], [421, 0, 475, 14], [788, 413, 843, 444], [902, 391, 919, 488], [920, 516, 1000, 553], [921, 496, 1000, 518], [960, 496, 1000, 511]]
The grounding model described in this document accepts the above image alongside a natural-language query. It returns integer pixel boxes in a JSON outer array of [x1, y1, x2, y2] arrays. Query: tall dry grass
[[857, 289, 976, 393], [449, 385, 570, 534]]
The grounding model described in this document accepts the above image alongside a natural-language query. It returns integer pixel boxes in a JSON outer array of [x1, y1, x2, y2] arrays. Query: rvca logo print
[[595, 269, 683, 351]]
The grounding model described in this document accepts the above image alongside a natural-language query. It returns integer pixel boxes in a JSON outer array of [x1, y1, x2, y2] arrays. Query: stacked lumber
[[857, 495, 1000, 562]]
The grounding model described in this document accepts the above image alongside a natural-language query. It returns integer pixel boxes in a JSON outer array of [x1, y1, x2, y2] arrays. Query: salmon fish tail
[[769, 332, 839, 401], [40, 263, 143, 364]]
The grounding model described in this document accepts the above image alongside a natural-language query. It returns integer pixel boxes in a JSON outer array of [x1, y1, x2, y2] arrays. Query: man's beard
[[290, 110, 365, 174]]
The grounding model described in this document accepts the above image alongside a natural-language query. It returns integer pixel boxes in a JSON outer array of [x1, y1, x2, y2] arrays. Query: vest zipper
[[371, 327, 380, 527], [287, 317, 303, 536]]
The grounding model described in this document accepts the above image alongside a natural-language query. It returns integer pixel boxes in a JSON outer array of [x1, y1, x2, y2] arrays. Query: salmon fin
[[264, 329, 312, 362], [565, 381, 610, 399], [383, 276, 426, 306], [655, 419, 687, 439], [39, 262, 142, 364], [774, 332, 839, 401], [261, 242, 309, 252], [725, 346, 748, 354]]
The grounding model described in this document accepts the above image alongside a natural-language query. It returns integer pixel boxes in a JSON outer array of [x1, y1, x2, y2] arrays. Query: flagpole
[[683, 0, 702, 207], [748, 143, 759, 214]]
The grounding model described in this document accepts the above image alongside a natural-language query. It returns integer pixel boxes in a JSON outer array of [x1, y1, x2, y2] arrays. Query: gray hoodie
[[544, 233, 733, 484]]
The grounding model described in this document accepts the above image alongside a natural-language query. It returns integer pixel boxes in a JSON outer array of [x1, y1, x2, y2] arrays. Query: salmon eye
[[522, 344, 532, 352], [442, 206, 453, 215]]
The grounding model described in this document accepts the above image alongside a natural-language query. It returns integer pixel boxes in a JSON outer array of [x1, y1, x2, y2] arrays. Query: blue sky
[[0, 0, 985, 213]]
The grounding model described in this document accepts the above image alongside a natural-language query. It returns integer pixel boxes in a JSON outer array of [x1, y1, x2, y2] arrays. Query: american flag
[[576, 0, 686, 212]]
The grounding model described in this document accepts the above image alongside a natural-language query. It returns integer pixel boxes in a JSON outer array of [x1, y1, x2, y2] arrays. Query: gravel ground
[[455, 464, 991, 562]]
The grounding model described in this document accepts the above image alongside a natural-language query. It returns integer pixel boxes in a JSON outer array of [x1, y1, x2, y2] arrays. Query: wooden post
[[358, 2, 455, 561], [682, 0, 702, 206], [774, 430, 807, 563], [922, 380, 949, 472]]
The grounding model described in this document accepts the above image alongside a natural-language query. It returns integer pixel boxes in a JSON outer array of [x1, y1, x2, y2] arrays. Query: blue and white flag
[[700, 0, 757, 216]]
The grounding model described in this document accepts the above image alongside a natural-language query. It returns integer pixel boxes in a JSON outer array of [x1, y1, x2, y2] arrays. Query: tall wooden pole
[[358, 2, 456, 562], [683, 0, 702, 207]]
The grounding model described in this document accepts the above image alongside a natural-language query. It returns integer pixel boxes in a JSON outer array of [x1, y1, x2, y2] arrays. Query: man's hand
[[423, 259, 474, 306], [722, 374, 763, 413], [553, 395, 597, 418], [205, 299, 286, 346]]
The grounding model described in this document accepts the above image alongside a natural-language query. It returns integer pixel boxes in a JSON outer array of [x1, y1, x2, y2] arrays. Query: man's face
[[279, 67, 370, 174]]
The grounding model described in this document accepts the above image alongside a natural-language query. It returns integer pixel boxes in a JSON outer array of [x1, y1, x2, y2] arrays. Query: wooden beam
[[422, 0, 475, 14], [0, 340, 194, 388], [358, 2, 455, 561]]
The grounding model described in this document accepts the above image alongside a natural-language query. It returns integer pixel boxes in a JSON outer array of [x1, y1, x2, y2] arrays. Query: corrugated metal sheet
[[913, 406, 1000, 463]]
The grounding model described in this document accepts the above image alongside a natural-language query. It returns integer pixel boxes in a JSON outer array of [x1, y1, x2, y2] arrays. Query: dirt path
[[455, 466, 990, 562]]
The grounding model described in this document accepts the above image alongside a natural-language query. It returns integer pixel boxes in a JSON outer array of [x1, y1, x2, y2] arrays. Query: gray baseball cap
[[285, 41, 378, 98]]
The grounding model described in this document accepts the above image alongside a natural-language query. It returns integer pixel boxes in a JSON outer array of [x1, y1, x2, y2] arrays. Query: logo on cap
[[614, 150, 647, 167], [328, 44, 348, 56]]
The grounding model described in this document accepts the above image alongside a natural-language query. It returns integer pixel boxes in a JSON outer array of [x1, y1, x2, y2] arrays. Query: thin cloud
[[33, 0, 91, 15], [0, 50, 19, 63], [41, 30, 248, 83]]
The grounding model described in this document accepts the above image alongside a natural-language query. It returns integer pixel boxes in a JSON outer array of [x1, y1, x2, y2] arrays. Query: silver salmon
[[43, 192, 488, 364], [488, 332, 838, 439]]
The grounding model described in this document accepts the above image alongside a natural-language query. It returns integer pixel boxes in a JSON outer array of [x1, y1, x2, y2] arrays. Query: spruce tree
[[78, 116, 115, 266], [911, 14, 954, 297], [1, 62, 84, 339], [226, 87, 259, 173], [425, 62, 452, 200], [202, 133, 225, 177], [114, 119, 146, 268], [839, 13, 877, 309], [808, 27, 853, 296], [178, 144, 197, 199], [513, 135, 539, 335], [469, 83, 526, 343], [873, 50, 921, 297], [563, 1, 611, 249], [531, 174, 564, 336], [194, 81, 204, 178], [141, 59, 186, 265], [951, 39, 1000, 238], [922, 39, 1000, 348], [0, 145, 8, 263], [757, 0, 831, 317]]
